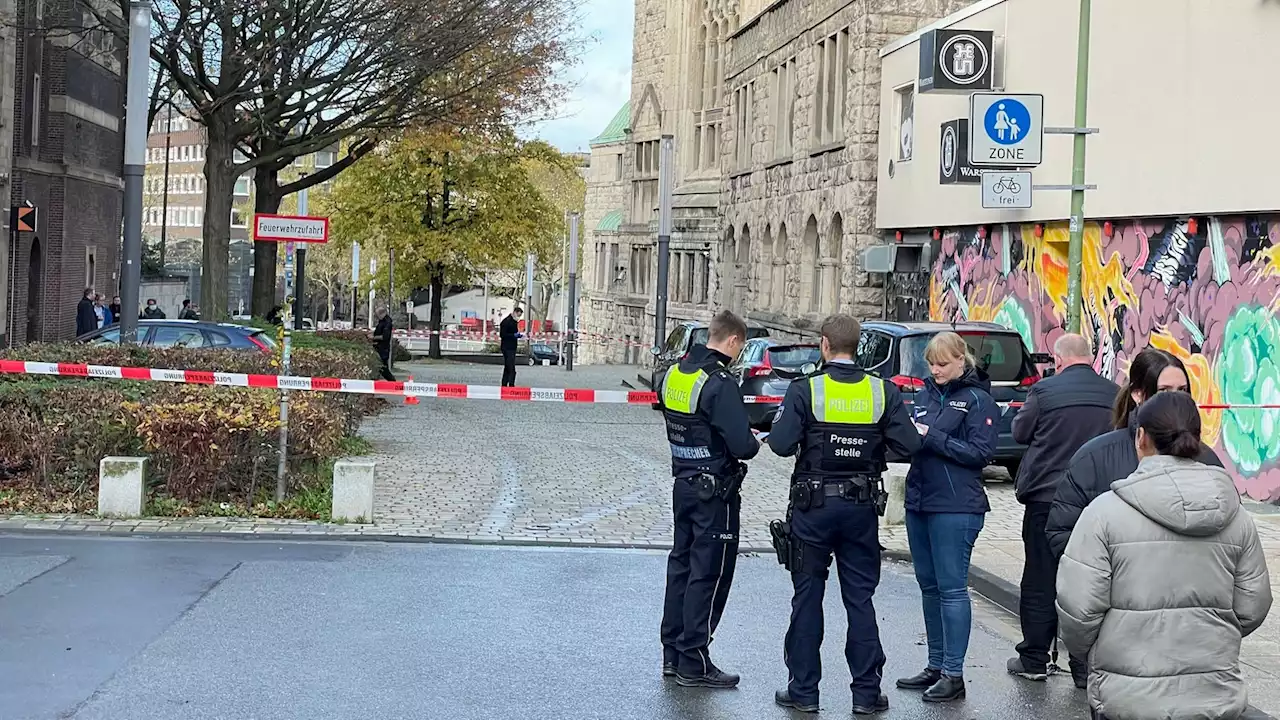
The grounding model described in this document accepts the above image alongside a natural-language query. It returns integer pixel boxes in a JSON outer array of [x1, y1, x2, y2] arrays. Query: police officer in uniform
[[659, 310, 760, 689], [768, 315, 921, 714]]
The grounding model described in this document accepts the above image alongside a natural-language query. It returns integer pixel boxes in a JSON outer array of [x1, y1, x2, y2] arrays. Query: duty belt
[[790, 475, 887, 515]]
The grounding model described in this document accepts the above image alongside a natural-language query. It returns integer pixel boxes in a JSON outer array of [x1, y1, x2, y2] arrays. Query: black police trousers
[[785, 497, 885, 707], [661, 476, 740, 676]]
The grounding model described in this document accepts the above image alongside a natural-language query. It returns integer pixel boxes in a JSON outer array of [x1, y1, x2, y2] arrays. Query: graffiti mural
[[929, 217, 1280, 502]]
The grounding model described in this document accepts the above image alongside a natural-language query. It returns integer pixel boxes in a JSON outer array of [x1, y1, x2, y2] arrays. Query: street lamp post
[[119, 0, 151, 344]]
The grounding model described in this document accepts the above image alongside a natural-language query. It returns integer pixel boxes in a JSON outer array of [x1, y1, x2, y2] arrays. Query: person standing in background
[[75, 289, 96, 337], [1006, 334, 1118, 688], [141, 299, 166, 319], [500, 307, 524, 387], [109, 296, 122, 324], [371, 305, 395, 382]]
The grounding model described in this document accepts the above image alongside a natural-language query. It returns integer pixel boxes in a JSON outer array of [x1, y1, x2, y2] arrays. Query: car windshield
[[900, 332, 1031, 382], [532, 344, 554, 352], [690, 327, 769, 347], [767, 345, 821, 368]]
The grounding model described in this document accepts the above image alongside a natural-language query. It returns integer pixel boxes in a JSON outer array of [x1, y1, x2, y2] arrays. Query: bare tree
[[85, 0, 579, 319]]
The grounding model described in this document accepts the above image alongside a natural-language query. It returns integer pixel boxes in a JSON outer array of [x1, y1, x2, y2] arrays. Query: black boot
[[674, 665, 740, 689], [1007, 656, 1048, 681], [852, 694, 889, 715], [774, 690, 819, 713], [923, 675, 966, 702], [662, 648, 678, 678], [895, 668, 941, 690]]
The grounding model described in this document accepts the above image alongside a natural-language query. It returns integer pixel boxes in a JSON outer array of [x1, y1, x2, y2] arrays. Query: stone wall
[[720, 0, 975, 333], [576, 0, 977, 365]]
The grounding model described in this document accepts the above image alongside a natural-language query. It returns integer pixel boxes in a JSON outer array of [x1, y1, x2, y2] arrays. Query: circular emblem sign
[[939, 34, 989, 86], [941, 125, 957, 178]]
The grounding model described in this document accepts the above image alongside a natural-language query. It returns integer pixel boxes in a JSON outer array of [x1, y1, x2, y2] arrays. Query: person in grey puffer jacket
[[1056, 391, 1272, 720]]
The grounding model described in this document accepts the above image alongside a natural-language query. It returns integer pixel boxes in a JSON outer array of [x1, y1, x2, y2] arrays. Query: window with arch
[[758, 223, 773, 301], [801, 216, 820, 313], [772, 223, 787, 311], [821, 215, 843, 314], [689, 1, 735, 173]]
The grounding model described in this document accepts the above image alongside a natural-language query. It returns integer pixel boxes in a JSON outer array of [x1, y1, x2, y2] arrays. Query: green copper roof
[[596, 209, 625, 232], [589, 102, 630, 146]]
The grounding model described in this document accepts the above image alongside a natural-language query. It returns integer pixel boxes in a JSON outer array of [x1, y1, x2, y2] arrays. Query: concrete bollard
[[332, 458, 377, 523], [98, 457, 147, 517], [879, 463, 910, 528]]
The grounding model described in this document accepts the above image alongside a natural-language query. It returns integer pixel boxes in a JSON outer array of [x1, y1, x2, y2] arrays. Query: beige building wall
[[875, 0, 1280, 230]]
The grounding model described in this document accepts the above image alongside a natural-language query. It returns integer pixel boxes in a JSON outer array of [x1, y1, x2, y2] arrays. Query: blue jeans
[[905, 510, 985, 677]]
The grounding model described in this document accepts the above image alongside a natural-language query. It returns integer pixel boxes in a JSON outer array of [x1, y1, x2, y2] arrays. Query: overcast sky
[[524, 0, 634, 153]]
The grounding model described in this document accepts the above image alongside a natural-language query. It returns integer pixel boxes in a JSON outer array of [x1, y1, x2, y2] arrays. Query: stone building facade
[[579, 0, 972, 365]]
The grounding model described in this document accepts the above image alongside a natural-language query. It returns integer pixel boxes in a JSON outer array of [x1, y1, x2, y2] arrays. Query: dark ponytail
[[1114, 348, 1189, 429], [1135, 390, 1202, 459]]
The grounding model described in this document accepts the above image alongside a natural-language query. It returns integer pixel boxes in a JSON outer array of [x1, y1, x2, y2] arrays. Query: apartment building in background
[[143, 113, 340, 315]]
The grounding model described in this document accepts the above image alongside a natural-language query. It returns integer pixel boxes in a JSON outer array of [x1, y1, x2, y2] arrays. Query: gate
[[886, 271, 930, 322]]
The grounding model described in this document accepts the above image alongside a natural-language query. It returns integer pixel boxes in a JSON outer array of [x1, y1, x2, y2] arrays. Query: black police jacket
[[658, 344, 759, 479], [769, 361, 921, 481], [1011, 363, 1119, 504], [1045, 410, 1222, 559], [499, 315, 519, 353]]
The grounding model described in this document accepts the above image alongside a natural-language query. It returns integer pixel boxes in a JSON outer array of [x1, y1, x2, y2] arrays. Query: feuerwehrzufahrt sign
[[253, 213, 330, 244]]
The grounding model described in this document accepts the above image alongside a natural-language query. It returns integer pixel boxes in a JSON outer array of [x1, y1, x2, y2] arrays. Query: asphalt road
[[0, 535, 1088, 720]]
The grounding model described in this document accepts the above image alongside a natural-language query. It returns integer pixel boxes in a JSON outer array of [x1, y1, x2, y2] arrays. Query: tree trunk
[[327, 284, 334, 323], [251, 168, 284, 316], [201, 128, 237, 321], [429, 265, 444, 360]]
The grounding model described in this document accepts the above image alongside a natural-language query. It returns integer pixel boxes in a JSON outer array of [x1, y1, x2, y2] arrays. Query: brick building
[[4, 0, 124, 344]]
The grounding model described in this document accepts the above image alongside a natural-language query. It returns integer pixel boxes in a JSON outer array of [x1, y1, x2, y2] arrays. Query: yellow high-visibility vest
[[809, 374, 886, 425]]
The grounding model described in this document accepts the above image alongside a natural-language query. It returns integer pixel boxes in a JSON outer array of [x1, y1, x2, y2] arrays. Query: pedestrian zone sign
[[968, 93, 1044, 167]]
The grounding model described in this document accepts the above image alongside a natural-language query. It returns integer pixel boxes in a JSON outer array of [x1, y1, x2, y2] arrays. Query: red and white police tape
[[1, 359, 1277, 410], [0, 359, 779, 405]]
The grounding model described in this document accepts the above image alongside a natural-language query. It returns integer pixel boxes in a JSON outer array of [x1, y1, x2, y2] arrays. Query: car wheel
[[527, 356, 536, 366]]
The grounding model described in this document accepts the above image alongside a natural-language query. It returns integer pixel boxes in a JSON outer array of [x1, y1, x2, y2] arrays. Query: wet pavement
[[0, 534, 1089, 720]]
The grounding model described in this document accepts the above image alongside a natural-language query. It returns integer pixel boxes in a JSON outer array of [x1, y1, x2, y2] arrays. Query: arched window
[[772, 223, 787, 311], [822, 214, 843, 313], [802, 216, 820, 313], [759, 223, 773, 302]]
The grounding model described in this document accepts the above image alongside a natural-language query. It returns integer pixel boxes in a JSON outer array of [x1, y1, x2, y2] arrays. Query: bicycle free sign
[[981, 171, 1033, 209]]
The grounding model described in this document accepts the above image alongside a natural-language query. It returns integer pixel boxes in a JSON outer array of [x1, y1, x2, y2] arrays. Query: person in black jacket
[[499, 308, 524, 387], [75, 288, 97, 337], [768, 314, 922, 715], [1046, 347, 1223, 562], [1006, 334, 1118, 688], [371, 305, 395, 381], [896, 331, 1001, 703], [658, 310, 759, 689]]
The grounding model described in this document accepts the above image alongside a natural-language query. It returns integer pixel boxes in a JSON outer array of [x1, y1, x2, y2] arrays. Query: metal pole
[[653, 134, 674, 353], [350, 242, 360, 327], [525, 252, 535, 360], [482, 270, 490, 336], [1065, 0, 1092, 334], [294, 183, 308, 331], [159, 103, 171, 274], [119, 0, 151, 345], [277, 239, 296, 501], [567, 213, 579, 371], [560, 209, 568, 363], [388, 248, 395, 373], [367, 257, 375, 330]]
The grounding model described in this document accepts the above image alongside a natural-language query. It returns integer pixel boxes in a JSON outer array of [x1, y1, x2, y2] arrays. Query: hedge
[[0, 332, 391, 517]]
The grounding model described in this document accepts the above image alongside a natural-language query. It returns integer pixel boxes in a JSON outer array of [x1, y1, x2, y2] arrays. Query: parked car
[[76, 320, 279, 354], [649, 321, 771, 408], [855, 321, 1051, 474], [728, 338, 821, 428], [528, 342, 560, 366]]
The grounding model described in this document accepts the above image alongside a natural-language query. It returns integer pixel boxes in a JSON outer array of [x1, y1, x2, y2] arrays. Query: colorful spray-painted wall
[[928, 217, 1280, 501]]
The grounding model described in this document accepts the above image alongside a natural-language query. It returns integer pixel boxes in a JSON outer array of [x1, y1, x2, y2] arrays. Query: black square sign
[[919, 29, 994, 93]]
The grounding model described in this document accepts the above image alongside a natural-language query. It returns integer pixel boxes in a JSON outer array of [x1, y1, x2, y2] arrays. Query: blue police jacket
[[904, 367, 999, 514]]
